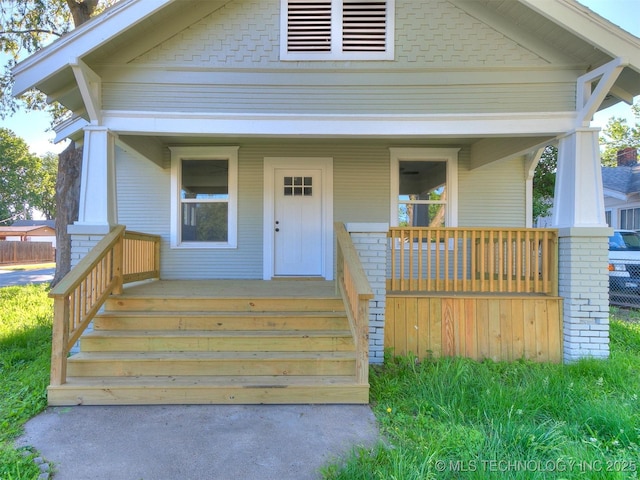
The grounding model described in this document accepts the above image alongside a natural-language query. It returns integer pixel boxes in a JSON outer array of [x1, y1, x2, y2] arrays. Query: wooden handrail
[[335, 222, 374, 386], [49, 226, 161, 386], [388, 227, 558, 295]]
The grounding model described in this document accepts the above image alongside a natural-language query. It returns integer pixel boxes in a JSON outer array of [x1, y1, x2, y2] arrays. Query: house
[[0, 223, 55, 244], [12, 0, 640, 406], [603, 148, 640, 228], [0, 221, 56, 264], [3, 220, 57, 248]]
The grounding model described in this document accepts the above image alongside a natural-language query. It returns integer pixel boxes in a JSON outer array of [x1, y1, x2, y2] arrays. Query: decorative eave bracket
[[576, 57, 628, 127], [70, 58, 102, 125]]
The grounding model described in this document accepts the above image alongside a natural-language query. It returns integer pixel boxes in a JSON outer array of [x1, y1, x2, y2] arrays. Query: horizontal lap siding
[[116, 146, 262, 279], [384, 295, 563, 362], [102, 83, 575, 114], [116, 140, 390, 279], [458, 152, 526, 227]]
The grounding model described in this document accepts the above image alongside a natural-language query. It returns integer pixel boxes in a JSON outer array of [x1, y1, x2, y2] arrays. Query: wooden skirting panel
[[385, 294, 563, 363]]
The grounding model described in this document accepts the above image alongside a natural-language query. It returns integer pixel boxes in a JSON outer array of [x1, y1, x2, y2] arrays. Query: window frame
[[389, 148, 460, 228], [280, 0, 395, 61], [619, 207, 640, 230], [170, 146, 239, 249]]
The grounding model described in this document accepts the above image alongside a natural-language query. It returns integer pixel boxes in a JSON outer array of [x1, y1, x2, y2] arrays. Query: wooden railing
[[48, 226, 160, 386], [335, 223, 374, 386], [388, 227, 558, 295]]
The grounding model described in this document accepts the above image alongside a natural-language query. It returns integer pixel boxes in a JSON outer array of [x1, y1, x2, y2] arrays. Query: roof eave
[[519, 0, 640, 76], [11, 0, 176, 97]]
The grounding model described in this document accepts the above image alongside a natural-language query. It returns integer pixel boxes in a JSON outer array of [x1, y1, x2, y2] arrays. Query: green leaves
[[532, 145, 557, 223], [0, 128, 56, 222], [600, 101, 640, 167]]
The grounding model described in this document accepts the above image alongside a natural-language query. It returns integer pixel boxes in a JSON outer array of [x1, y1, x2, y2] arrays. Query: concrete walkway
[[17, 404, 379, 480]]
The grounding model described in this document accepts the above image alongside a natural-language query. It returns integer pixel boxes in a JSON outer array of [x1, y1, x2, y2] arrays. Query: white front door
[[273, 168, 323, 276]]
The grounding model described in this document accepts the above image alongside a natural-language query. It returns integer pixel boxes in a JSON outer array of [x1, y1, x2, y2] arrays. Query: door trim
[[263, 157, 333, 280]]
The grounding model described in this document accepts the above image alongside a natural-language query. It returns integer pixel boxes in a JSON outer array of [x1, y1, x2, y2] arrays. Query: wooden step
[[105, 296, 345, 313], [58, 283, 367, 405], [80, 330, 355, 352], [93, 311, 349, 331], [48, 375, 369, 405], [67, 351, 357, 377]]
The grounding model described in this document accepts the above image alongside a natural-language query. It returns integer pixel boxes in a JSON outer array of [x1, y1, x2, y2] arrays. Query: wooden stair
[[47, 293, 369, 405]]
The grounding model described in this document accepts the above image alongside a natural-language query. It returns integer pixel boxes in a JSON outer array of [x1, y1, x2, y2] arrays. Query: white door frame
[[263, 157, 334, 280]]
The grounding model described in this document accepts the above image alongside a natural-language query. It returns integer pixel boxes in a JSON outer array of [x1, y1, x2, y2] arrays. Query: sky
[[0, 0, 638, 157]]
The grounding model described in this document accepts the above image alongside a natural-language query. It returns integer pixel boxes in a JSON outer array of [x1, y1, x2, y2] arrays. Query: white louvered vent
[[287, 0, 332, 52], [342, 1, 386, 51]]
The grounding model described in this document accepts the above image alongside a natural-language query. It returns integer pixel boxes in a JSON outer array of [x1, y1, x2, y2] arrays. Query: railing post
[[112, 231, 124, 295], [154, 236, 161, 278], [50, 297, 70, 386], [356, 297, 370, 385], [550, 233, 559, 297], [336, 242, 343, 297]]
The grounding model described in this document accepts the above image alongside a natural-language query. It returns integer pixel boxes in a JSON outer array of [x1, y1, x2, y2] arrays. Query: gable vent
[[342, 1, 386, 51], [287, 0, 332, 52]]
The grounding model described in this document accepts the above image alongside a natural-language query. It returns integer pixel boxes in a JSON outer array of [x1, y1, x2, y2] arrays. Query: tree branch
[[0, 29, 63, 37]]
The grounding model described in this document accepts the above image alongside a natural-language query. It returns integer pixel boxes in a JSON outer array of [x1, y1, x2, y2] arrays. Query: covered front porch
[[47, 222, 569, 405]]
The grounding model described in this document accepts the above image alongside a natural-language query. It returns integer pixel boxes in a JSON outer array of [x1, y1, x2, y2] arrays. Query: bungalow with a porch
[[12, 0, 640, 405]]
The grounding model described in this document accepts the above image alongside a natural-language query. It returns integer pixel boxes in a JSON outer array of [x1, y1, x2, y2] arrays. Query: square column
[[553, 128, 611, 361], [68, 126, 118, 236]]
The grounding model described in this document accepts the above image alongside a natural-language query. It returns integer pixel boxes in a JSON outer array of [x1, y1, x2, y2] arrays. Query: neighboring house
[[0, 223, 56, 246], [11, 0, 640, 406], [603, 148, 640, 228], [6, 220, 57, 248]]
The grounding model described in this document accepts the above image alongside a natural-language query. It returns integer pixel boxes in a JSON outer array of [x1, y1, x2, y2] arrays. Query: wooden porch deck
[[120, 279, 338, 298]]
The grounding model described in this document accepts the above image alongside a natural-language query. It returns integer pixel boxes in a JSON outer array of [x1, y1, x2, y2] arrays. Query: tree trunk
[[51, 141, 82, 287], [51, 1, 99, 286], [66, 0, 99, 26]]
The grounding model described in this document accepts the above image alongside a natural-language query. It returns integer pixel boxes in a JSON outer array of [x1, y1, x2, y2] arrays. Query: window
[[605, 210, 611, 227], [620, 207, 640, 230], [390, 148, 459, 228], [280, 0, 394, 61], [170, 147, 238, 248]]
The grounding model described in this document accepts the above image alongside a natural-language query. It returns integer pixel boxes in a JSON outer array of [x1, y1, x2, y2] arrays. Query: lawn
[[325, 313, 640, 479], [0, 284, 53, 479], [1, 284, 639, 479]]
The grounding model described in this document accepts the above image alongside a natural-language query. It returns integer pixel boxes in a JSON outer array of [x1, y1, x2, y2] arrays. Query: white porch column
[[553, 128, 611, 362], [67, 126, 118, 267], [70, 126, 118, 233]]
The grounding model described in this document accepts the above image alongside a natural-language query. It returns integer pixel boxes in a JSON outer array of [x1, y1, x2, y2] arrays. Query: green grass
[[0, 284, 53, 480], [2, 287, 639, 479], [324, 318, 640, 480]]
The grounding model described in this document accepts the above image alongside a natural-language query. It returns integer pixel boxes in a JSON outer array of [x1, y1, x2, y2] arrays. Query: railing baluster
[[387, 227, 558, 296], [48, 226, 161, 387], [409, 229, 415, 291], [400, 229, 406, 291]]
